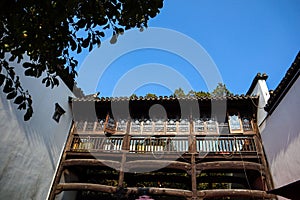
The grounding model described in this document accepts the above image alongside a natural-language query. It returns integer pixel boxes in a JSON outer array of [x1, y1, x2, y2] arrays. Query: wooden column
[[118, 119, 131, 188], [118, 152, 127, 188], [254, 134, 274, 190], [189, 117, 198, 199], [122, 119, 131, 150], [191, 154, 198, 199]]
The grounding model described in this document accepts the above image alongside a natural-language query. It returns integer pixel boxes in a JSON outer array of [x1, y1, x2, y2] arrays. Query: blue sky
[[75, 0, 300, 97]]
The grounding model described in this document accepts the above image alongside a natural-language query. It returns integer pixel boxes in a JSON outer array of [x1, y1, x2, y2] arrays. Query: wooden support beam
[[124, 160, 191, 172], [147, 187, 193, 198], [125, 173, 190, 185], [63, 159, 121, 170], [197, 189, 276, 199], [55, 183, 117, 195], [197, 175, 248, 185], [55, 183, 276, 199], [196, 161, 264, 172], [55, 183, 193, 198], [63, 159, 264, 175]]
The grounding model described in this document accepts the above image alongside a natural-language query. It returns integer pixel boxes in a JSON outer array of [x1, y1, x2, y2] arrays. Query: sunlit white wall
[[260, 76, 300, 189], [0, 56, 74, 199], [248, 79, 270, 132]]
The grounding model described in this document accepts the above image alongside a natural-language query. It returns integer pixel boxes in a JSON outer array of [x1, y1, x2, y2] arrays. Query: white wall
[[0, 57, 74, 199], [249, 79, 270, 132], [260, 77, 300, 188]]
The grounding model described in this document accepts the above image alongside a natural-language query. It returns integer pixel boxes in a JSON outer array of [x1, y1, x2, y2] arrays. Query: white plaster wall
[[249, 79, 270, 132], [0, 57, 74, 199], [260, 76, 300, 188]]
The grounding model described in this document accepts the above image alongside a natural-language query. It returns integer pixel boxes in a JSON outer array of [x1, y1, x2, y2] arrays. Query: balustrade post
[[189, 117, 196, 154], [122, 119, 131, 151]]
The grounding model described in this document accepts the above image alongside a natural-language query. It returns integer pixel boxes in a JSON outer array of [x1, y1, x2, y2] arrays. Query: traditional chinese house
[[48, 94, 276, 200]]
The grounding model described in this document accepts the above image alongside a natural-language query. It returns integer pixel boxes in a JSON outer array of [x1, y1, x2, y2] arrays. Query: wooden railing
[[74, 118, 255, 135], [70, 134, 258, 155], [129, 137, 189, 153], [196, 135, 257, 153], [71, 135, 123, 152]]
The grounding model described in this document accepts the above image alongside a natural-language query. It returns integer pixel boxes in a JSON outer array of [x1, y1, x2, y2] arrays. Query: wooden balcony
[[69, 134, 260, 159], [48, 96, 276, 199], [74, 117, 256, 135], [50, 130, 273, 200]]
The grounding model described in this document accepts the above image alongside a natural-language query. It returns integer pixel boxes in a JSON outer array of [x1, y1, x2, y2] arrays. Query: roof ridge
[[71, 94, 258, 102], [265, 51, 300, 113]]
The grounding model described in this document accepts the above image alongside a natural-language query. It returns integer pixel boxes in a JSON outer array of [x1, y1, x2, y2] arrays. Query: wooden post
[[189, 116, 196, 153], [191, 154, 198, 199], [122, 120, 131, 150], [118, 152, 127, 188], [189, 116, 198, 199], [118, 119, 131, 188], [254, 134, 274, 190]]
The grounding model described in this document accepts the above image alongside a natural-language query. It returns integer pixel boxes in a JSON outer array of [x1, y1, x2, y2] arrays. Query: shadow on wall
[[0, 93, 58, 170], [0, 93, 63, 199]]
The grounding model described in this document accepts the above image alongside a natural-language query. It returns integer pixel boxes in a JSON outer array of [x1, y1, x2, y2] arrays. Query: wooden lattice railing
[[70, 134, 258, 154], [196, 135, 257, 153]]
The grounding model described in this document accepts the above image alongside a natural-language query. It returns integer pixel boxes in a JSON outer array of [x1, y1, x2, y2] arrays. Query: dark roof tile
[[265, 51, 300, 113]]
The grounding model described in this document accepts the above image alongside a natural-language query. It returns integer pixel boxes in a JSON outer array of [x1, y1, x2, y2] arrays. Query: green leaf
[[14, 95, 24, 104], [8, 68, 15, 79], [77, 45, 82, 54], [42, 77, 47, 84], [51, 79, 54, 89], [9, 54, 16, 62], [77, 19, 86, 29], [53, 77, 59, 86], [17, 54, 23, 63], [82, 37, 90, 48], [3, 80, 13, 93], [46, 79, 50, 87], [18, 102, 26, 110], [70, 38, 77, 51], [24, 68, 33, 76], [89, 42, 93, 52], [27, 97, 32, 106], [23, 62, 33, 68], [24, 107, 33, 121], [7, 90, 17, 99], [0, 74, 5, 86], [110, 34, 118, 44], [96, 31, 105, 37]]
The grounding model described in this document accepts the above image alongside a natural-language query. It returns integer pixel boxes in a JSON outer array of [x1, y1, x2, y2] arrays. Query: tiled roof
[[72, 94, 258, 102], [264, 51, 300, 113]]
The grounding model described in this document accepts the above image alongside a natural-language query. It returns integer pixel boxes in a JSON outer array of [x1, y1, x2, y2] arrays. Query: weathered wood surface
[[55, 183, 276, 199], [63, 159, 121, 169], [55, 183, 193, 197], [124, 160, 191, 171], [55, 183, 116, 195], [62, 159, 264, 174], [196, 161, 264, 172], [197, 189, 276, 198]]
